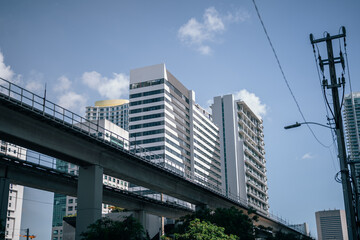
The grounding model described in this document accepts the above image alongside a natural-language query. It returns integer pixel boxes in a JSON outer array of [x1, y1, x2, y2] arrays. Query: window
[[68, 206, 73, 211], [68, 199, 73, 204]]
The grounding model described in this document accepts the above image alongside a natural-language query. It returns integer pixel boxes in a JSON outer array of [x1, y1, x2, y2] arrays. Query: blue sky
[[1, 0, 360, 238]]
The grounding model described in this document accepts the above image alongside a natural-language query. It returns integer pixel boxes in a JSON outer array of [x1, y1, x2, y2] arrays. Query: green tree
[[80, 216, 149, 240], [174, 219, 238, 240], [173, 207, 256, 240]]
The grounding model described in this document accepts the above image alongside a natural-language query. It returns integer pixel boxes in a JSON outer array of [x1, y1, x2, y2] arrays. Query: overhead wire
[[312, 43, 339, 171], [251, 0, 332, 148]]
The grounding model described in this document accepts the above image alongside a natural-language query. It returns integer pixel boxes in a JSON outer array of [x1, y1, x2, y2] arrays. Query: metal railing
[[0, 77, 305, 235]]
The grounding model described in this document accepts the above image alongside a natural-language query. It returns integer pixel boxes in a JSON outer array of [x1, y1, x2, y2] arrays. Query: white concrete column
[[75, 165, 103, 240], [0, 178, 10, 232]]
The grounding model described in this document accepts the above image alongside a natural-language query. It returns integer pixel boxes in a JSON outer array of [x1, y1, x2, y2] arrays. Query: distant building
[[212, 95, 269, 213], [343, 92, 360, 195], [51, 119, 129, 240], [129, 64, 222, 189], [85, 99, 129, 131], [0, 141, 25, 240], [315, 209, 348, 240]]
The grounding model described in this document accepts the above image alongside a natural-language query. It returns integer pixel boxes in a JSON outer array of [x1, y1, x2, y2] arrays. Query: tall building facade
[[315, 209, 348, 240], [85, 99, 129, 131], [212, 95, 269, 213], [343, 92, 360, 194], [0, 142, 25, 240], [51, 119, 129, 240], [129, 64, 222, 189]]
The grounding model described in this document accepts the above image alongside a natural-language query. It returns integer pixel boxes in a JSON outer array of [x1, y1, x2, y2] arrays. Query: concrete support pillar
[[75, 165, 103, 240], [0, 178, 10, 232], [135, 210, 147, 230]]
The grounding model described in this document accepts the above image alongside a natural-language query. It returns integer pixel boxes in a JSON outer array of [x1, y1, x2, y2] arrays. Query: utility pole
[[310, 27, 359, 240], [26, 228, 29, 240]]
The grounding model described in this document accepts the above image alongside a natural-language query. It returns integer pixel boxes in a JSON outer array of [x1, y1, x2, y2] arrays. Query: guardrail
[[0, 77, 305, 235]]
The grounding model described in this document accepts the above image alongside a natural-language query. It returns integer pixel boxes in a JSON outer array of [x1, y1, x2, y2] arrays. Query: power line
[[251, 0, 332, 148]]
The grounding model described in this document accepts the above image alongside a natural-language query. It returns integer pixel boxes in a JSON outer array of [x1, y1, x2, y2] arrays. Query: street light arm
[[284, 121, 334, 130]]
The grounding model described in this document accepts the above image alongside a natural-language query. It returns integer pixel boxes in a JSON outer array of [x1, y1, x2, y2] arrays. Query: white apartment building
[[212, 95, 269, 213], [343, 92, 360, 195], [52, 119, 129, 240], [85, 99, 129, 131], [129, 64, 222, 189], [0, 141, 25, 240], [315, 209, 348, 240]]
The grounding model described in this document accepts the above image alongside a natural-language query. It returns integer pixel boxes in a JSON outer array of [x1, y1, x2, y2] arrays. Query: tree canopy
[[173, 219, 238, 240], [80, 216, 148, 240]]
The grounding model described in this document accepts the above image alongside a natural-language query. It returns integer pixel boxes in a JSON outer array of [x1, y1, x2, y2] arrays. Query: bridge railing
[[0, 77, 305, 235]]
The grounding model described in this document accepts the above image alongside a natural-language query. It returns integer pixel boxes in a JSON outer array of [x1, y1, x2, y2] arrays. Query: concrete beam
[[0, 103, 241, 209], [0, 156, 192, 219]]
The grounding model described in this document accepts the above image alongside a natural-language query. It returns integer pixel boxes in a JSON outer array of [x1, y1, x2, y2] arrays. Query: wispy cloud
[[0, 51, 22, 84], [57, 91, 88, 115], [25, 70, 45, 95], [54, 75, 87, 115], [82, 71, 129, 99], [234, 89, 267, 119], [178, 7, 249, 55], [54, 75, 72, 92], [302, 153, 314, 160]]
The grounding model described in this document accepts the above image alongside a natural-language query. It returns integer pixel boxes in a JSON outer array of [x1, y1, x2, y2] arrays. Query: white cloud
[[54, 76, 72, 92], [178, 7, 249, 55], [24, 70, 45, 94], [0, 51, 22, 84], [198, 45, 212, 55], [58, 91, 87, 115], [234, 89, 267, 119], [302, 153, 314, 160], [225, 9, 250, 23], [82, 71, 129, 99]]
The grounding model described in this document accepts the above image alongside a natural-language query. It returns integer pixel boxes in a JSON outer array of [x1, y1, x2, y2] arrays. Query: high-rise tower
[[212, 94, 269, 213], [129, 64, 222, 189], [343, 92, 360, 195]]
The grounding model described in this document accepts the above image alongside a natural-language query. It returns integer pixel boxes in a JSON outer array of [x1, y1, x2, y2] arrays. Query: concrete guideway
[[0, 79, 306, 237], [0, 153, 193, 219]]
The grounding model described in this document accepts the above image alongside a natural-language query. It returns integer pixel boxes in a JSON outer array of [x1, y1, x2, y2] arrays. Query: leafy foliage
[[80, 216, 149, 240], [174, 219, 238, 240], [173, 207, 256, 240]]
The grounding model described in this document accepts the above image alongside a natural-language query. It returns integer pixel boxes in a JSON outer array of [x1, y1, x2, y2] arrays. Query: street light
[[284, 121, 334, 130]]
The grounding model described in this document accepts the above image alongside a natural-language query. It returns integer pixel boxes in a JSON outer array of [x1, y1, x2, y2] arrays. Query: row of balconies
[[247, 189, 268, 204], [246, 177, 268, 193], [245, 157, 266, 174], [245, 164, 266, 181], [244, 146, 266, 166]]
